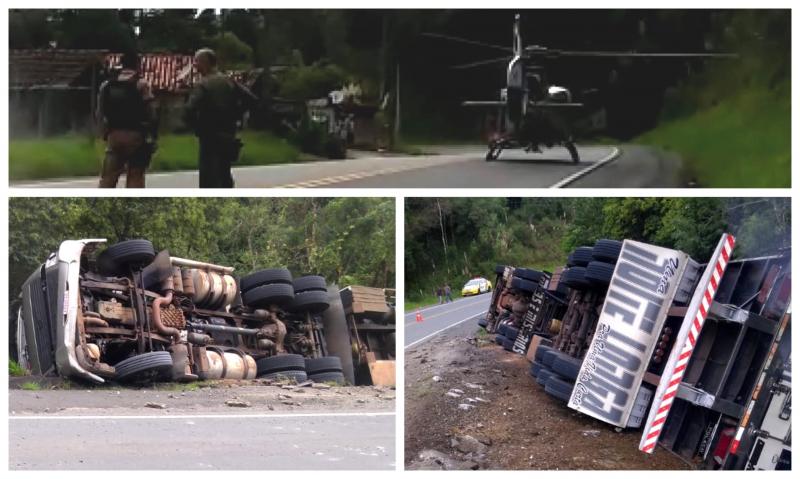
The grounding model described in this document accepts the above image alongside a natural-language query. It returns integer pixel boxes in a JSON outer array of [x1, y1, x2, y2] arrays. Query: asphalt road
[[10, 411, 395, 470], [12, 144, 648, 188], [405, 294, 492, 348]]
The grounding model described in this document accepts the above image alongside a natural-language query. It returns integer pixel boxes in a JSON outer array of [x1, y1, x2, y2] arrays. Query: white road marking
[[404, 299, 489, 325], [549, 146, 621, 188], [403, 294, 489, 318], [10, 411, 396, 421], [405, 312, 485, 350]]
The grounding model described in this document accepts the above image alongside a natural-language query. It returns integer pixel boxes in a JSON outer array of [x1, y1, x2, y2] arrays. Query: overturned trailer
[[339, 285, 397, 386], [481, 235, 791, 470], [15, 238, 360, 385]]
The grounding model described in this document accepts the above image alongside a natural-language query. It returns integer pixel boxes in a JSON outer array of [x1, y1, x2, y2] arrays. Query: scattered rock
[[145, 402, 167, 409], [445, 391, 462, 398], [432, 375, 442, 382], [406, 449, 479, 470], [281, 385, 296, 390], [296, 381, 313, 388], [458, 403, 475, 411], [581, 430, 601, 438], [356, 399, 367, 404], [464, 383, 482, 389], [451, 434, 489, 455], [225, 399, 251, 408], [474, 397, 490, 403], [311, 383, 332, 389]]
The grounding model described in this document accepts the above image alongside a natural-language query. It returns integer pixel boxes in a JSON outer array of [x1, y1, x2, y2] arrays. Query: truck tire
[[497, 323, 508, 336], [262, 370, 308, 383], [494, 264, 507, 275], [541, 350, 561, 368], [585, 261, 615, 286], [592, 239, 623, 264], [242, 283, 295, 308], [570, 247, 594, 267], [530, 360, 545, 377], [321, 286, 356, 385], [551, 354, 583, 381], [536, 367, 555, 386], [535, 344, 555, 362], [511, 277, 536, 294], [501, 336, 515, 351], [504, 325, 520, 341], [561, 267, 590, 290], [477, 317, 488, 328], [513, 268, 544, 283], [545, 376, 574, 402], [256, 354, 306, 376], [240, 268, 293, 293], [114, 351, 173, 383], [494, 334, 504, 345], [566, 253, 576, 267], [290, 290, 330, 314], [293, 275, 327, 293], [309, 371, 346, 385], [99, 239, 156, 274], [305, 356, 343, 375]]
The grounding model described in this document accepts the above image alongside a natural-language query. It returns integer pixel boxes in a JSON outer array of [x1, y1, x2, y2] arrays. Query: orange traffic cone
[[416, 309, 424, 322]]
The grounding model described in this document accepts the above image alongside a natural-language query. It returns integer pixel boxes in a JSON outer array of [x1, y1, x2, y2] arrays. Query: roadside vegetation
[[9, 359, 28, 377], [9, 131, 300, 181], [637, 11, 789, 187], [20, 381, 41, 391], [405, 197, 790, 309]]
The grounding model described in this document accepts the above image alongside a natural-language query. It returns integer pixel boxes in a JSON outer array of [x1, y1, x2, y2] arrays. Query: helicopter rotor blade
[[534, 49, 737, 59], [450, 56, 511, 70], [421, 32, 513, 53]]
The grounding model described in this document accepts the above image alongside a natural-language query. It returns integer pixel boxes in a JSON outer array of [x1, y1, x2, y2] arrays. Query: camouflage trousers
[[99, 130, 146, 188]]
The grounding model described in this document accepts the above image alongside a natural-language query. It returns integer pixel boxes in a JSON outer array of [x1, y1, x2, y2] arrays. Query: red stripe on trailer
[[638, 234, 736, 454]]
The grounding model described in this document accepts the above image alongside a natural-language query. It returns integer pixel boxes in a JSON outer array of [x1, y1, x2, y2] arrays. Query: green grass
[[9, 131, 302, 181], [20, 381, 41, 391], [405, 292, 466, 312], [637, 85, 790, 187], [9, 359, 28, 377]]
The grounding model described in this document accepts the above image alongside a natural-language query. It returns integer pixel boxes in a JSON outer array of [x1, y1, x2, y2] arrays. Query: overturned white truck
[[14, 238, 367, 385], [483, 236, 791, 470]]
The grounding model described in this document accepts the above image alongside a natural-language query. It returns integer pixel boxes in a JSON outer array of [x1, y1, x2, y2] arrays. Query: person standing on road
[[435, 286, 443, 304], [444, 284, 453, 303], [97, 51, 157, 188], [183, 48, 257, 188]]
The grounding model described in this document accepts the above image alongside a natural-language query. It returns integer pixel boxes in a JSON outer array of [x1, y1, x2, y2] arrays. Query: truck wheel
[[240, 268, 293, 293], [494, 334, 504, 345], [290, 290, 330, 314], [98, 239, 156, 273], [262, 370, 308, 383], [494, 264, 507, 275], [551, 354, 582, 381], [504, 325, 520, 341], [511, 277, 536, 294], [585, 261, 615, 286], [561, 267, 590, 290], [305, 356, 343, 375], [534, 345, 555, 362], [513, 268, 544, 283], [541, 350, 561, 368], [477, 317, 488, 328], [530, 360, 544, 378], [501, 336, 515, 351], [592, 239, 623, 264], [242, 283, 295, 308], [309, 371, 346, 385], [293, 275, 327, 293], [536, 367, 555, 386], [256, 354, 306, 376], [114, 351, 173, 383], [545, 376, 574, 402], [570, 247, 594, 267]]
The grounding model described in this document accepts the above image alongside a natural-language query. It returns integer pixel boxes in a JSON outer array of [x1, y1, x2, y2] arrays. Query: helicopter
[[424, 14, 736, 163]]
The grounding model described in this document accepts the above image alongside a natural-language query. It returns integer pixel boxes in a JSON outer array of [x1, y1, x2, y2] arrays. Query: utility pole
[[394, 63, 401, 142]]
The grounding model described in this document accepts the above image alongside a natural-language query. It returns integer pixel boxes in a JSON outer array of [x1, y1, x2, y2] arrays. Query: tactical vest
[[102, 76, 148, 131]]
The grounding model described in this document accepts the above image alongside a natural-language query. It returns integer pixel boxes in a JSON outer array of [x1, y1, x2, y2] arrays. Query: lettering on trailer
[[568, 241, 689, 426], [513, 281, 546, 354]]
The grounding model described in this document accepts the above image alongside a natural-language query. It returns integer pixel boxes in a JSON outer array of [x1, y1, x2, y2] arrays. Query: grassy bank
[[9, 131, 301, 181], [405, 292, 464, 312], [637, 84, 789, 187]]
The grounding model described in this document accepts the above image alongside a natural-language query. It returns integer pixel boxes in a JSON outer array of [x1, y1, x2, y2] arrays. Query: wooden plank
[[368, 359, 396, 387]]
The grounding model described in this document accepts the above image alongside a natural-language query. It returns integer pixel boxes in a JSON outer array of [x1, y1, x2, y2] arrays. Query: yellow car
[[462, 277, 493, 296]]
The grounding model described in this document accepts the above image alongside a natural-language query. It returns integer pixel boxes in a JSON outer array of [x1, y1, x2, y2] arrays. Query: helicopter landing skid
[[486, 139, 580, 164]]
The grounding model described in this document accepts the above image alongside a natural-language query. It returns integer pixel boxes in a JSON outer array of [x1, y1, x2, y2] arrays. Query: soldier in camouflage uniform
[[96, 51, 158, 188], [183, 48, 256, 188]]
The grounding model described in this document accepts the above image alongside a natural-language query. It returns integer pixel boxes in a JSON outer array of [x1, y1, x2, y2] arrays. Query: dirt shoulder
[[9, 377, 394, 416], [404, 321, 691, 470]]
